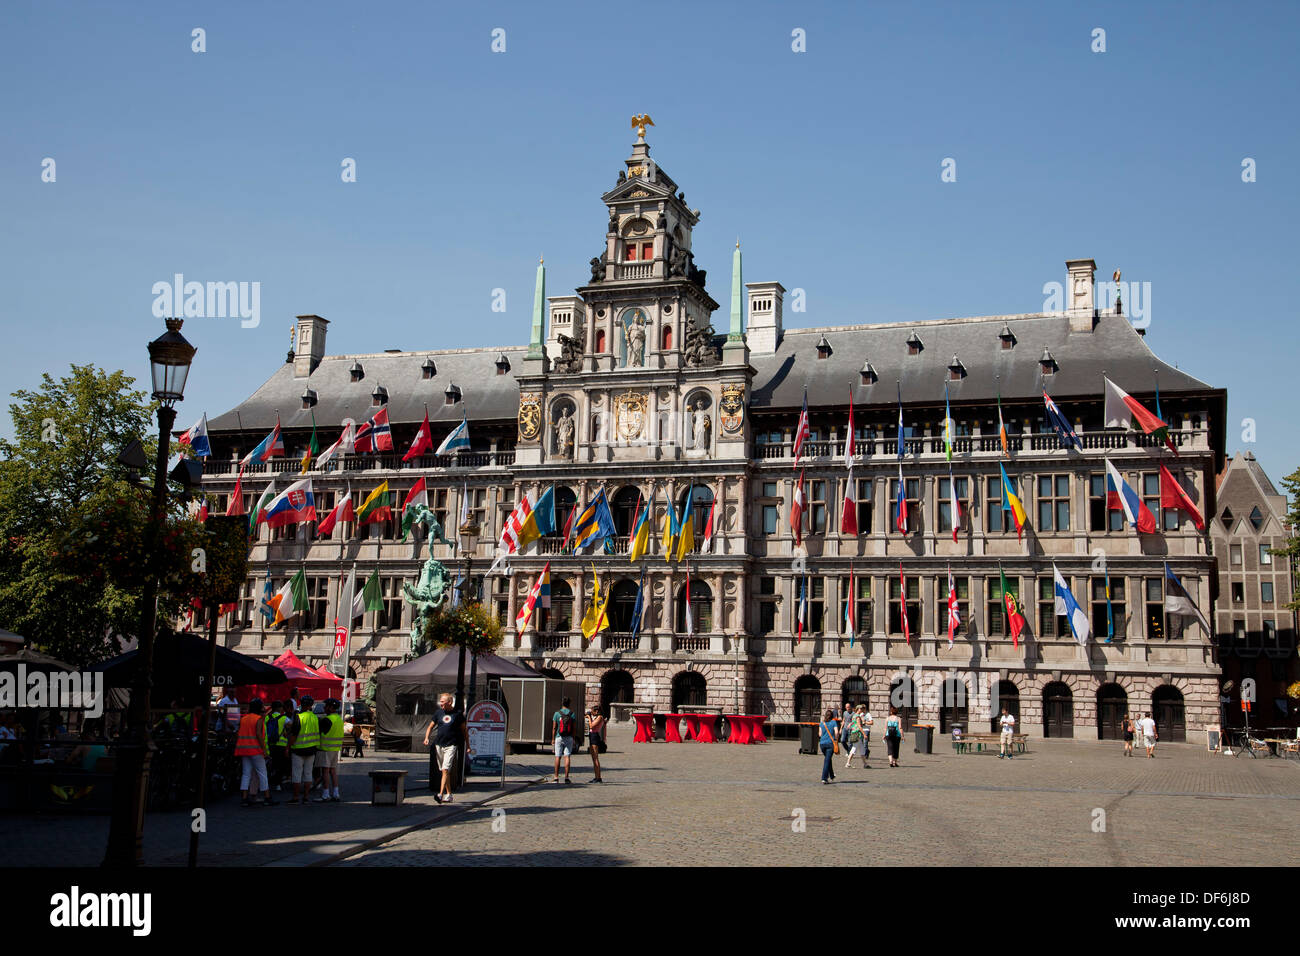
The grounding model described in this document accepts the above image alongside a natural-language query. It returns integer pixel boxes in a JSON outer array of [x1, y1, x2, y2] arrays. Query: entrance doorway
[[1153, 685, 1186, 742], [1097, 684, 1127, 740], [1042, 681, 1074, 738]]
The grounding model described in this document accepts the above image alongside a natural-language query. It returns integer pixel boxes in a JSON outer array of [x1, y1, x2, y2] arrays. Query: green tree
[[0, 364, 205, 666], [1274, 465, 1300, 613], [413, 602, 505, 659]]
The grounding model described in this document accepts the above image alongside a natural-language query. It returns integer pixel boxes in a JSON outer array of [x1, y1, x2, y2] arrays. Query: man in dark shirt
[[422, 693, 468, 804]]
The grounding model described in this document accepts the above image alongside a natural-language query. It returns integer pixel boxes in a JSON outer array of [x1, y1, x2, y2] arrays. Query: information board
[[467, 700, 507, 784]]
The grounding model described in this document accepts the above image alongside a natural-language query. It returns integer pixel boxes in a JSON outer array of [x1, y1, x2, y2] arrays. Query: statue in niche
[[690, 399, 711, 450], [625, 312, 647, 367], [554, 407, 576, 459]]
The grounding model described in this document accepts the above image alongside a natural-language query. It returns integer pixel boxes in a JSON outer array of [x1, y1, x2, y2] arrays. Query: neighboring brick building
[[199, 130, 1228, 741], [1212, 452, 1298, 730]]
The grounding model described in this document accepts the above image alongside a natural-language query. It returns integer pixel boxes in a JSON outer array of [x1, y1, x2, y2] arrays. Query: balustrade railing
[[201, 448, 516, 476]]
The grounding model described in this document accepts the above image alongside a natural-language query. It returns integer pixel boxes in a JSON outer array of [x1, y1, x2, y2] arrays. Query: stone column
[[711, 571, 725, 653]]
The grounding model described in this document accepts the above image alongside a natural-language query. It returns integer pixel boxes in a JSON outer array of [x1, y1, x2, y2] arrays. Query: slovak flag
[[354, 408, 394, 454], [894, 465, 908, 534], [265, 479, 317, 528], [180, 413, 211, 458], [241, 419, 285, 466], [792, 389, 810, 469], [1105, 458, 1157, 534]]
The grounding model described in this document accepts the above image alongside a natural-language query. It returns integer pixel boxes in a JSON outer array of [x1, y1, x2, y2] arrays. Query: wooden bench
[[953, 733, 1028, 754]]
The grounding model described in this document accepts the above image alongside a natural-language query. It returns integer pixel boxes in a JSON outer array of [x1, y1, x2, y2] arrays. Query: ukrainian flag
[[629, 493, 650, 562], [999, 462, 1027, 540], [675, 485, 695, 562], [573, 487, 618, 551], [661, 485, 677, 562]]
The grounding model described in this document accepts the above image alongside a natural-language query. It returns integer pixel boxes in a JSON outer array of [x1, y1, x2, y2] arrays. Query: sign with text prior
[[467, 700, 506, 785]]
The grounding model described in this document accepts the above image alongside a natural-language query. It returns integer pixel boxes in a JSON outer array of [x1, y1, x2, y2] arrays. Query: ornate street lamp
[[104, 318, 195, 867], [454, 516, 481, 713]]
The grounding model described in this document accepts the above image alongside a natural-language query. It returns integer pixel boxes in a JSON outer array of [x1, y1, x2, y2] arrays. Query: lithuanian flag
[[357, 482, 392, 525]]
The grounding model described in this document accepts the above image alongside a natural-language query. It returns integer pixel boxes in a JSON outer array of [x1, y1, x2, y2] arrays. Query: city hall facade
[[201, 133, 1227, 740]]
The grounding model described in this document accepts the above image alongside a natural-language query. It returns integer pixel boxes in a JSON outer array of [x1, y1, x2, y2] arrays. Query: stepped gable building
[[1212, 452, 1298, 729], [202, 128, 1228, 741]]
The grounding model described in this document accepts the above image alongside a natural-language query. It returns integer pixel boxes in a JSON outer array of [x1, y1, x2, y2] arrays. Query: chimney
[[293, 315, 329, 377], [1065, 259, 1096, 332], [746, 281, 784, 354]]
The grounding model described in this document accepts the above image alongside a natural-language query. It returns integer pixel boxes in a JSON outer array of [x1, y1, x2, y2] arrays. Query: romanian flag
[[675, 486, 695, 562], [629, 493, 650, 562], [1159, 464, 1204, 531], [241, 419, 285, 466], [515, 561, 551, 632], [357, 482, 392, 525], [403, 411, 434, 462], [300, 412, 319, 474], [999, 462, 1027, 540]]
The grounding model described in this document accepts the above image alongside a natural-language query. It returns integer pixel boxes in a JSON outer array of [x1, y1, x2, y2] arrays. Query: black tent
[[374, 649, 537, 751], [91, 631, 285, 707]]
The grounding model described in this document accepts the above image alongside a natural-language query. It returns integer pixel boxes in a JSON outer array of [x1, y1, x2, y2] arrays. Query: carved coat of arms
[[615, 390, 648, 441], [517, 393, 542, 443], [720, 384, 745, 434]]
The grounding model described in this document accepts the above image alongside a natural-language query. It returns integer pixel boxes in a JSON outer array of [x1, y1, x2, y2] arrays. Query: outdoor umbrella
[[91, 631, 285, 707], [0, 647, 76, 674]]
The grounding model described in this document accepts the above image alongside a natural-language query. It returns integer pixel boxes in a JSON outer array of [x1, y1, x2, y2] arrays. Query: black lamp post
[[454, 516, 481, 713], [104, 317, 195, 867]]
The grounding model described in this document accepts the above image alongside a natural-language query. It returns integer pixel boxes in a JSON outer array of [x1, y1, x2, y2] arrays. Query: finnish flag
[[1053, 564, 1092, 646]]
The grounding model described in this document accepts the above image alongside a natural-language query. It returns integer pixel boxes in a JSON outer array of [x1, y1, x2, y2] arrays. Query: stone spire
[[527, 256, 546, 359], [729, 239, 744, 340]]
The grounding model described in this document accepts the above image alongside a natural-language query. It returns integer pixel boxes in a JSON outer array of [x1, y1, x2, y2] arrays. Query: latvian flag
[[792, 389, 810, 469], [1105, 458, 1157, 534], [265, 478, 317, 528], [316, 485, 355, 537], [241, 419, 285, 466], [354, 408, 394, 453]]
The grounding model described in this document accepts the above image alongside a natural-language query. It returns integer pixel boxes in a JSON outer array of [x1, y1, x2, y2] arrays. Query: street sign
[[467, 699, 507, 786]]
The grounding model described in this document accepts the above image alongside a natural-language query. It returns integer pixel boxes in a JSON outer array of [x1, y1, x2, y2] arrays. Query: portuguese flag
[[357, 481, 392, 525], [1000, 568, 1026, 647]]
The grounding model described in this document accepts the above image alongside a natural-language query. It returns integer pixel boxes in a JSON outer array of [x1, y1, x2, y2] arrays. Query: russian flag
[[265, 478, 317, 527], [1105, 458, 1157, 533]]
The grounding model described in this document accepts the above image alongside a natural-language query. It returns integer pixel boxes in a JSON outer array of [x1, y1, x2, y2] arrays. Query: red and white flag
[[402, 476, 428, 513], [792, 390, 810, 469], [316, 421, 355, 470], [402, 411, 434, 462], [841, 388, 858, 536], [899, 562, 911, 644], [684, 567, 694, 637], [316, 484, 355, 537], [225, 464, 246, 517], [946, 564, 961, 648], [701, 498, 717, 553], [791, 471, 806, 546], [1159, 464, 1204, 532]]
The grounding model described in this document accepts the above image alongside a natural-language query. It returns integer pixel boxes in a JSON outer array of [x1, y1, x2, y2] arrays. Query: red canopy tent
[[235, 649, 343, 704]]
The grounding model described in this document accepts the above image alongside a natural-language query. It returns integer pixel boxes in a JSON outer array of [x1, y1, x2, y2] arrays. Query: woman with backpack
[[817, 709, 839, 784], [884, 706, 903, 768]]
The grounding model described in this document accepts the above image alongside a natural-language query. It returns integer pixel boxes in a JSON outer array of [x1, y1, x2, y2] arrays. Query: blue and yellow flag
[[675, 485, 695, 562], [999, 462, 1027, 541], [573, 486, 618, 551], [629, 492, 650, 562], [661, 485, 677, 562]]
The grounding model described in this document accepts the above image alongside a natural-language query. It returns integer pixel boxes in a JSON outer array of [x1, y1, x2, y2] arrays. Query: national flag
[[1164, 563, 1211, 634], [573, 486, 618, 551], [225, 464, 246, 517], [353, 408, 394, 454], [896, 383, 905, 459], [403, 411, 434, 463], [894, 465, 908, 534], [1104, 458, 1157, 534], [300, 412, 320, 474], [996, 392, 1009, 457], [1159, 463, 1204, 531], [240, 419, 285, 466], [180, 413, 211, 458], [675, 485, 695, 562], [265, 478, 317, 528], [1000, 567, 1026, 647], [335, 568, 357, 657], [1104, 564, 1115, 642], [999, 462, 1027, 541], [268, 570, 308, 628], [516, 485, 555, 552], [630, 492, 651, 559], [701, 498, 717, 554], [944, 383, 954, 462], [316, 485, 354, 537], [845, 565, 856, 648], [399, 477, 429, 540], [946, 565, 961, 648], [898, 562, 910, 644], [948, 468, 962, 543], [1043, 391, 1082, 451], [792, 389, 810, 469], [795, 575, 807, 644], [315, 421, 354, 470], [791, 471, 806, 546], [1153, 382, 1178, 456], [561, 496, 578, 552], [250, 477, 277, 537], [841, 388, 858, 536], [258, 576, 275, 623], [354, 568, 383, 619], [357, 482, 392, 525], [1053, 565, 1092, 646], [515, 561, 552, 632], [629, 569, 646, 638], [684, 568, 696, 636], [661, 485, 677, 561], [1104, 376, 1169, 435], [581, 565, 609, 640], [499, 490, 535, 555], [195, 496, 209, 523], [435, 415, 471, 456]]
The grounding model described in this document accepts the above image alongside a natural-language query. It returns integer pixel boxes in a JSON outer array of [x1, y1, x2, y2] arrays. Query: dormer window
[[999, 323, 1016, 350], [1250, 506, 1263, 531], [445, 383, 462, 406], [301, 388, 317, 410], [948, 355, 967, 380], [860, 361, 877, 386], [349, 361, 364, 383], [371, 385, 388, 407], [495, 353, 511, 375], [1039, 347, 1058, 376], [906, 332, 923, 356], [421, 357, 436, 380], [816, 335, 832, 360], [1220, 507, 1233, 531]]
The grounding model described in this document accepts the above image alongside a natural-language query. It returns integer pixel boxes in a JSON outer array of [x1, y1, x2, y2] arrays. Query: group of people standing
[[1122, 712, 1160, 757], [817, 702, 907, 783], [233, 696, 348, 806]]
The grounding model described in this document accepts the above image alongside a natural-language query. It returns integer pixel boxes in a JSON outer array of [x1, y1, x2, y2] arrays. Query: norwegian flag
[[791, 471, 806, 546], [354, 407, 394, 454], [946, 565, 961, 648], [701, 498, 717, 553], [841, 387, 858, 536], [792, 389, 810, 469]]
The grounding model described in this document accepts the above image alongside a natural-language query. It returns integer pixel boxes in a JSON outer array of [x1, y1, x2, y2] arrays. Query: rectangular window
[[1037, 578, 1063, 639], [1089, 474, 1123, 532], [378, 577, 404, 630], [987, 476, 1006, 533], [807, 480, 828, 534], [1262, 582, 1275, 603], [988, 575, 1021, 637], [762, 480, 778, 497], [759, 602, 776, 635], [1091, 577, 1125, 641], [888, 575, 920, 635], [936, 576, 968, 638], [1233, 619, 1245, 641], [1230, 544, 1242, 566], [1264, 619, 1277, 641], [937, 475, 969, 536], [762, 504, 778, 536], [1231, 582, 1244, 603], [229, 578, 257, 629], [1144, 577, 1164, 641], [1036, 474, 1070, 532], [856, 477, 874, 534], [842, 575, 872, 640], [1260, 545, 1272, 566], [890, 477, 919, 533], [433, 487, 449, 533], [808, 577, 825, 634], [1141, 473, 1164, 531]]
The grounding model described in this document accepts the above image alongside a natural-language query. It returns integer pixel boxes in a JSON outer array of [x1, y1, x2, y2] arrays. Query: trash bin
[[913, 724, 934, 754], [799, 724, 820, 754], [368, 769, 408, 806]]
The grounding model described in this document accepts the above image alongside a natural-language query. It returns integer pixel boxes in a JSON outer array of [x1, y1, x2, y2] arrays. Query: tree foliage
[[0, 364, 205, 666], [413, 602, 505, 659], [1275, 465, 1300, 613]]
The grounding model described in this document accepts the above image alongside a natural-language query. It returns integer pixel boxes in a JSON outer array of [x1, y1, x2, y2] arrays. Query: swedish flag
[[573, 486, 618, 551]]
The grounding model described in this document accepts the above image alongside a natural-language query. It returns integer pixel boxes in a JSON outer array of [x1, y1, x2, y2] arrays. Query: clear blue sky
[[2, 0, 1296, 487]]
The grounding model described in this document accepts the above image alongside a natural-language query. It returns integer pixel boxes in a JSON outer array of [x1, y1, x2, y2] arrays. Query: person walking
[[997, 707, 1016, 759], [818, 709, 839, 783], [844, 705, 869, 769], [838, 701, 853, 754], [235, 699, 275, 807], [552, 697, 578, 784], [884, 706, 903, 767], [314, 699, 344, 802], [285, 695, 319, 805], [1121, 714, 1136, 757], [585, 707, 606, 783], [422, 693, 467, 804], [1140, 712, 1158, 758]]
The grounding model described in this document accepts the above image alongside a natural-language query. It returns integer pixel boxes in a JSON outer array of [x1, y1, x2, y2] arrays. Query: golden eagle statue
[[631, 114, 654, 139]]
